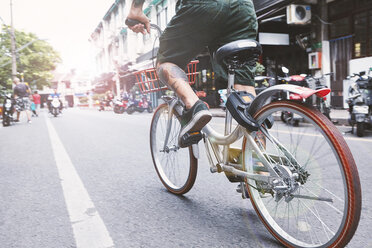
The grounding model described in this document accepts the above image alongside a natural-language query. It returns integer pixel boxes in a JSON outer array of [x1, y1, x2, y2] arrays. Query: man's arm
[[127, 0, 150, 34]]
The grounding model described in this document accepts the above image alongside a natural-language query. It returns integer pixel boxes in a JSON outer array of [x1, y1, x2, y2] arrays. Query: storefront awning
[[254, 0, 296, 20]]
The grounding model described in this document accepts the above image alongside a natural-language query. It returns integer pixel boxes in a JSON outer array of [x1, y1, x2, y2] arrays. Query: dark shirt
[[14, 83, 30, 97]]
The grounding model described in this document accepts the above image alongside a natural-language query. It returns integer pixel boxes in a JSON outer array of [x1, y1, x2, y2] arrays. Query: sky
[[0, 0, 114, 77]]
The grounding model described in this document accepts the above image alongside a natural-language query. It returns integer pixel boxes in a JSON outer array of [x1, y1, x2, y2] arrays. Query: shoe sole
[[179, 110, 212, 144]]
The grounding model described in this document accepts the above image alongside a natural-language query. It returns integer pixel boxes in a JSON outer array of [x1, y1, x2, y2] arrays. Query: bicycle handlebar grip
[[125, 18, 143, 27]]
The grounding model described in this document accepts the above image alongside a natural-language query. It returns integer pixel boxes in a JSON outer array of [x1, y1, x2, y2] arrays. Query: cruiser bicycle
[[129, 21, 361, 248]]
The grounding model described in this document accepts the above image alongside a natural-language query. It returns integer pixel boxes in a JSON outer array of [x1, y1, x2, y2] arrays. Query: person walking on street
[[127, 0, 258, 143], [32, 90, 41, 117], [13, 77, 32, 123]]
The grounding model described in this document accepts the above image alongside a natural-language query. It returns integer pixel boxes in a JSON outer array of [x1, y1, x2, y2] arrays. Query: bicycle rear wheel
[[150, 103, 197, 195], [242, 101, 361, 248]]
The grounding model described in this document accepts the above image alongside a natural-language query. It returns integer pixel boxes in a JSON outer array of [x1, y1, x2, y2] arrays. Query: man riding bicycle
[[127, 0, 258, 144]]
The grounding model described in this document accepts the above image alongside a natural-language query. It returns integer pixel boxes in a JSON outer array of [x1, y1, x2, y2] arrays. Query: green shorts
[[157, 0, 258, 86]]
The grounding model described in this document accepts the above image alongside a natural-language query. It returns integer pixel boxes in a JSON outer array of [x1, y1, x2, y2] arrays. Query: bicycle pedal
[[179, 131, 203, 148]]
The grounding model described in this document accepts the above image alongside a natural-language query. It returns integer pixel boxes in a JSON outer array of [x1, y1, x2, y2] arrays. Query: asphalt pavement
[[0, 108, 371, 248]]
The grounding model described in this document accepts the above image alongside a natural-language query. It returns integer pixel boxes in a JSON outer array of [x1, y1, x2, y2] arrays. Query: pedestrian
[[30, 99, 37, 117], [127, 0, 258, 144], [13, 77, 32, 124], [32, 90, 41, 116]]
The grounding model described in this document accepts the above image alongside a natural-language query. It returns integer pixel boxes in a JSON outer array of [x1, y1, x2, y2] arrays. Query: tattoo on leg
[[157, 63, 188, 88]]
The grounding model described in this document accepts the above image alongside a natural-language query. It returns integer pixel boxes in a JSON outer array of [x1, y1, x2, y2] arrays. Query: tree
[[0, 25, 61, 90]]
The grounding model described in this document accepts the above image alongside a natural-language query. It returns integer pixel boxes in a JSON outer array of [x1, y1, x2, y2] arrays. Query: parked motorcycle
[[306, 73, 332, 120], [126, 94, 153, 114], [0, 91, 15, 126], [113, 98, 128, 114], [276, 67, 332, 125], [275, 67, 309, 126], [98, 98, 113, 111], [346, 70, 372, 137]]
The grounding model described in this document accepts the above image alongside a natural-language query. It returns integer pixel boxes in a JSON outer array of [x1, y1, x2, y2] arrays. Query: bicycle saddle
[[215, 39, 262, 66]]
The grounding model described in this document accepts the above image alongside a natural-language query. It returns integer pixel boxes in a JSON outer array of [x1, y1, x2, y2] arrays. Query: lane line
[[45, 115, 114, 248]]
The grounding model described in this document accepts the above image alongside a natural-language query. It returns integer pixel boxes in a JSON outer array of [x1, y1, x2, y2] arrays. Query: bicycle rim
[[150, 104, 197, 195], [243, 101, 361, 248]]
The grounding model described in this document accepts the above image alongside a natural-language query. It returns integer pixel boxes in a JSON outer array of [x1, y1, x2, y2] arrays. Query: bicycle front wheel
[[243, 100, 361, 248], [150, 103, 197, 195]]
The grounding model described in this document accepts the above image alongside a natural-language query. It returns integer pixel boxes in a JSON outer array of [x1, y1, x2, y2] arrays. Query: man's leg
[[25, 110, 31, 122], [157, 62, 199, 109], [157, 62, 212, 147], [234, 84, 256, 96]]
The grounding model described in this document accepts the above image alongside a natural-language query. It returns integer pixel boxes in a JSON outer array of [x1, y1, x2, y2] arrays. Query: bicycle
[[130, 22, 361, 248]]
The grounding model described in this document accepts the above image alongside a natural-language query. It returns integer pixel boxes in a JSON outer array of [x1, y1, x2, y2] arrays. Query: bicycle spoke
[[244, 101, 360, 247]]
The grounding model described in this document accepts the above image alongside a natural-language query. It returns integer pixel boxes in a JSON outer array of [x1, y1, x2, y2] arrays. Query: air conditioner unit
[[287, 4, 311, 25]]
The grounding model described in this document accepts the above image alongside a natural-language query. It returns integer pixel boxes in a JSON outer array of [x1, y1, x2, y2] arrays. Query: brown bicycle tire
[[243, 100, 361, 248], [150, 103, 198, 195]]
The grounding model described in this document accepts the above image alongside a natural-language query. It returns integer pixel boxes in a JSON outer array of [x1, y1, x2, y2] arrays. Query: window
[[354, 12, 367, 57], [369, 10, 372, 55], [329, 0, 353, 20], [156, 0, 168, 30], [356, 0, 372, 9], [330, 17, 351, 38]]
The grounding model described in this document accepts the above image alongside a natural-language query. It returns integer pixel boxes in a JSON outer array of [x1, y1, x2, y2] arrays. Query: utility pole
[[113, 58, 121, 99], [10, 0, 17, 80]]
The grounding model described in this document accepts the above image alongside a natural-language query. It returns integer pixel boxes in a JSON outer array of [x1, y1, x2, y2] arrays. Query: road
[[0, 108, 371, 248]]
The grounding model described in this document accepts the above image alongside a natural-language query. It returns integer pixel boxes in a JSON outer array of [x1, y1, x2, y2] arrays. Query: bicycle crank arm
[[290, 194, 333, 203]]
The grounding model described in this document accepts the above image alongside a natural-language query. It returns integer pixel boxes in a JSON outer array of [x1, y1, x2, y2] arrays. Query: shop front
[[328, 0, 372, 107]]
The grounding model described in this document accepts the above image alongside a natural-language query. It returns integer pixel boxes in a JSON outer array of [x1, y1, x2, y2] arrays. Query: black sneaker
[[179, 100, 212, 147]]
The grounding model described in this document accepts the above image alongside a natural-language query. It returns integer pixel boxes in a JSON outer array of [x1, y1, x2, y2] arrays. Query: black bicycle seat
[[215, 39, 262, 66]]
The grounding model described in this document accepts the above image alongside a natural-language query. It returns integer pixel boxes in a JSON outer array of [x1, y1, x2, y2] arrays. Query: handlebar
[[125, 18, 162, 36]]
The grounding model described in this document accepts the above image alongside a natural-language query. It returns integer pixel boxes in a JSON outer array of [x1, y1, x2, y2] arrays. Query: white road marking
[[45, 116, 114, 248]]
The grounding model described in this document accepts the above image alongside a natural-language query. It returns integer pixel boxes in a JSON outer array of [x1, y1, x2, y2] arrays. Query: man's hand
[[127, 1, 150, 34]]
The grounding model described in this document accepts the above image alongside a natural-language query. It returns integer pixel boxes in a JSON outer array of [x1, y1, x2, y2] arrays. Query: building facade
[[90, 0, 372, 108]]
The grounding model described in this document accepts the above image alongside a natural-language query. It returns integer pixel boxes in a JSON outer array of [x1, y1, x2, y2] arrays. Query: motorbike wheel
[[320, 101, 331, 120], [53, 109, 58, 117], [127, 106, 135, 115], [280, 111, 293, 124], [356, 122, 365, 137], [147, 106, 153, 113], [138, 108, 145, 113], [242, 100, 361, 248], [2, 115, 10, 126], [150, 104, 197, 195], [113, 105, 122, 114]]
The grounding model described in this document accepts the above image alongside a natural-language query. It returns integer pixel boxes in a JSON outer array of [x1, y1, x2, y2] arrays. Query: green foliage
[[255, 62, 265, 76], [0, 25, 61, 90]]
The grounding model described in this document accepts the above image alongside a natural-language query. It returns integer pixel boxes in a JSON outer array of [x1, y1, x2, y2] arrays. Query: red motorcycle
[[113, 98, 129, 114]]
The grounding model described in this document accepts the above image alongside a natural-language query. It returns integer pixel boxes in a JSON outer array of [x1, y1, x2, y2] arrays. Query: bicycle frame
[[161, 71, 283, 186]]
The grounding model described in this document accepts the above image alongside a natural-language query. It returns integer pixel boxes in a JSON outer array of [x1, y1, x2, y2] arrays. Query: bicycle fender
[[248, 84, 331, 116]]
